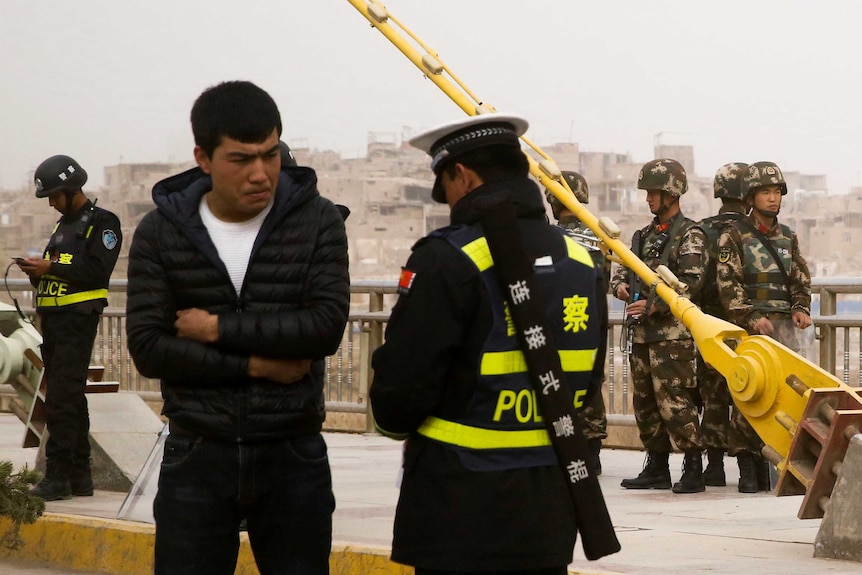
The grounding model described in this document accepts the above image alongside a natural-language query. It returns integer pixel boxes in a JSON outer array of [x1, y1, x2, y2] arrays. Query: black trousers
[[40, 311, 100, 463]]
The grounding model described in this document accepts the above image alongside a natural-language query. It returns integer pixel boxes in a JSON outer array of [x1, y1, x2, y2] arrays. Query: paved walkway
[[0, 414, 861, 574]]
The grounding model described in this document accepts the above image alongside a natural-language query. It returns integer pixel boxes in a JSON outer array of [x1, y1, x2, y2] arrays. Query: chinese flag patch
[[398, 268, 417, 295]]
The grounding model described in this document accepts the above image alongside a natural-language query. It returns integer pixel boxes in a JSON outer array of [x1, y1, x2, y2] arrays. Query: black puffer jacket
[[126, 165, 349, 442]]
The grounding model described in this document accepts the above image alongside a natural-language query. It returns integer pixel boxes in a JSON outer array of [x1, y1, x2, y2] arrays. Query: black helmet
[[279, 140, 297, 168], [34, 155, 88, 198]]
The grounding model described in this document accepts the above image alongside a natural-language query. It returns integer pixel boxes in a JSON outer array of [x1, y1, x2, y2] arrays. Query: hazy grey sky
[[2, 1, 860, 192]]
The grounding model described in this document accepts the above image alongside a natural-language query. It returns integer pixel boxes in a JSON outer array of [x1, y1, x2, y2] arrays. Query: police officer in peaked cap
[[370, 114, 611, 573]]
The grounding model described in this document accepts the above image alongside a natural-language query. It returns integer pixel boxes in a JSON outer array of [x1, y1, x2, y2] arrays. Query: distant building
[[0, 134, 850, 287]]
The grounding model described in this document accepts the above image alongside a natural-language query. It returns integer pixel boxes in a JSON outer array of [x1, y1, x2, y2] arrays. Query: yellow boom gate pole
[[346, 0, 862, 518]]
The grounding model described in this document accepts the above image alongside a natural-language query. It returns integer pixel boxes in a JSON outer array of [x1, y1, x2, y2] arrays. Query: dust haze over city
[[1, 0, 860, 194]]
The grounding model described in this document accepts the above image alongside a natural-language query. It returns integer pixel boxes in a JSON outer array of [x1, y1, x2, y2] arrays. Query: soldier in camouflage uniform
[[695, 162, 749, 487], [546, 171, 609, 474], [716, 161, 812, 493], [611, 159, 708, 494]]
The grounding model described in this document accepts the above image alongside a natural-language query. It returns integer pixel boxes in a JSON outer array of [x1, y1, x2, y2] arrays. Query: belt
[[37, 288, 108, 307]]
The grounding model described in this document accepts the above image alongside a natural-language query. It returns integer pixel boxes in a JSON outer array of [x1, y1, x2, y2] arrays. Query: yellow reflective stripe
[[563, 235, 595, 268], [461, 237, 493, 271], [462, 235, 593, 271], [480, 348, 597, 375], [417, 416, 551, 449], [37, 288, 108, 307]]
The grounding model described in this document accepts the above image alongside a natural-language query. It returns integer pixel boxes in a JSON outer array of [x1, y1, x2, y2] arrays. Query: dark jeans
[[40, 311, 100, 463], [416, 569, 567, 575], [154, 432, 335, 575]]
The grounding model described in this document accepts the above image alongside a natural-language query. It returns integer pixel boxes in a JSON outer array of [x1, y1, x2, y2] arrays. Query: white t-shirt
[[199, 195, 274, 294]]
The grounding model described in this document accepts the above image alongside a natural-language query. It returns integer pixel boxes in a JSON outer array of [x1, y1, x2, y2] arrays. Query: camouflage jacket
[[697, 206, 748, 318], [610, 211, 708, 343], [716, 214, 812, 333]]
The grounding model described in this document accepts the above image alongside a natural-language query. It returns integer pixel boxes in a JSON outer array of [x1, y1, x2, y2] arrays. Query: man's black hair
[[440, 144, 529, 184], [191, 81, 283, 158]]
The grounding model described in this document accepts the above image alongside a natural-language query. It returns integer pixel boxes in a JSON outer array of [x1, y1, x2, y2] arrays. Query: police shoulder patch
[[102, 230, 119, 250], [718, 246, 731, 263], [398, 268, 417, 295]]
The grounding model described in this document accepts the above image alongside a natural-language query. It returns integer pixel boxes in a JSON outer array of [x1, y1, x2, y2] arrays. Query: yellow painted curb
[[0, 514, 154, 574], [0, 513, 611, 574], [0, 514, 413, 575], [330, 545, 412, 575]]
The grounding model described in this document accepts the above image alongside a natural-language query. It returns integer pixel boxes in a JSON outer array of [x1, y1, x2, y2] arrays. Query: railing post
[[359, 288, 385, 434], [820, 286, 837, 375]]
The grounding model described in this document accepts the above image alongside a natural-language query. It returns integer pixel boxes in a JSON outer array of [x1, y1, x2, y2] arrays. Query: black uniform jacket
[[370, 178, 607, 571], [126, 165, 349, 442], [35, 199, 122, 315]]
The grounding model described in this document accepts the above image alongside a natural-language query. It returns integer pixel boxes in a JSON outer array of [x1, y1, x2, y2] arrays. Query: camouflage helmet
[[637, 158, 687, 196], [713, 162, 749, 200], [545, 170, 589, 215], [34, 155, 88, 198], [745, 161, 787, 196]]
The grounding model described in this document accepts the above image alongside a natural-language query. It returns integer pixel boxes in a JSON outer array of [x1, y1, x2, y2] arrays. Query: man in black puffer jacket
[[126, 81, 349, 575]]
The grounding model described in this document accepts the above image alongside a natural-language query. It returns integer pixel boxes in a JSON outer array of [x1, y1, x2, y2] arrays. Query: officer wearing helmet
[[546, 171, 609, 475], [715, 161, 811, 493], [15, 155, 122, 501], [610, 158, 708, 494], [695, 162, 749, 488]]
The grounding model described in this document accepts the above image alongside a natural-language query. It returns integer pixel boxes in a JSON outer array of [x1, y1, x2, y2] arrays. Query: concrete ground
[[0, 414, 861, 574]]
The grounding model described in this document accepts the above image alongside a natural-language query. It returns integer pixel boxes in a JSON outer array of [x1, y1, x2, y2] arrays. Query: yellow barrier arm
[[346, 0, 856, 468]]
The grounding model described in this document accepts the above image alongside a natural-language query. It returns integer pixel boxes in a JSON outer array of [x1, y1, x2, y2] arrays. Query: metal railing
[[3, 277, 861, 431]]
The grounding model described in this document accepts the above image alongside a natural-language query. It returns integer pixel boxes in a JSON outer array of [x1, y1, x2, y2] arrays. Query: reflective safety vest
[[417, 224, 600, 471], [36, 205, 110, 311], [741, 224, 793, 313]]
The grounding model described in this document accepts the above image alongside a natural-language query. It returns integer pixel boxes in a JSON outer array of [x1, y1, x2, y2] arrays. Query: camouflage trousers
[[728, 407, 764, 457], [729, 315, 801, 456], [580, 381, 607, 440], [697, 355, 729, 451], [629, 339, 703, 452]]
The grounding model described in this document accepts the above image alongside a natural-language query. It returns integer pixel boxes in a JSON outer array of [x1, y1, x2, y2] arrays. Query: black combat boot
[[28, 459, 72, 501], [621, 451, 671, 489], [70, 458, 94, 497], [755, 455, 772, 492], [588, 438, 603, 476], [672, 450, 705, 494], [703, 448, 726, 487], [736, 452, 759, 493]]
